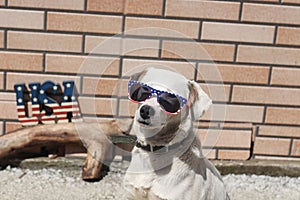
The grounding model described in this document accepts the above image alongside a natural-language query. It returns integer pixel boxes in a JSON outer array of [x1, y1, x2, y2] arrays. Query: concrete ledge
[[212, 160, 300, 177], [7, 157, 300, 178]]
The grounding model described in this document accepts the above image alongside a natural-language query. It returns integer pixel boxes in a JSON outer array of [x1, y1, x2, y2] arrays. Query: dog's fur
[[124, 68, 229, 200]]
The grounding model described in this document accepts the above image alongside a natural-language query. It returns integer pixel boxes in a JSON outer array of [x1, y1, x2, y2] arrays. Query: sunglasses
[[128, 80, 188, 114]]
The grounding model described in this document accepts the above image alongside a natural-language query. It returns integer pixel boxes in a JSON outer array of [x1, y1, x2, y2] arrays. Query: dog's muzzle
[[139, 105, 155, 120]]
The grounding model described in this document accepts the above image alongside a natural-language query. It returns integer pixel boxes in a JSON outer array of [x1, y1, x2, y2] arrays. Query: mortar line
[[3, 71, 7, 90], [233, 44, 238, 63], [42, 52, 46, 72], [238, 1, 244, 21], [158, 39, 163, 59], [44, 11, 48, 31], [267, 66, 273, 85], [162, 0, 167, 17], [3, 29, 7, 49], [84, 0, 88, 13], [262, 105, 268, 124], [273, 26, 278, 45], [198, 21, 203, 41], [81, 34, 86, 54], [288, 138, 294, 156], [194, 62, 199, 81], [2, 120, 5, 135]]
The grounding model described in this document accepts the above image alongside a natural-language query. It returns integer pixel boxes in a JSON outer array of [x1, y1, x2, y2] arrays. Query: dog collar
[[135, 141, 181, 153]]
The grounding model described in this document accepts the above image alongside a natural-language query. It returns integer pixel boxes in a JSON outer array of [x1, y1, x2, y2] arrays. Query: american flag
[[15, 81, 82, 126]]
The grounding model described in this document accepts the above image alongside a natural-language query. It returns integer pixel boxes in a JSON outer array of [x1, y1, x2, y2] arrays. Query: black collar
[[135, 130, 195, 153], [135, 132, 195, 153], [135, 141, 167, 152]]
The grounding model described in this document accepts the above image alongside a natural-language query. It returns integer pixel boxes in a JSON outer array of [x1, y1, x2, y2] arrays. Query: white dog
[[124, 68, 229, 200]]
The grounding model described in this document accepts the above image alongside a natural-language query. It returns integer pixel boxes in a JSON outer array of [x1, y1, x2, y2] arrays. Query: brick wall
[[0, 0, 299, 161]]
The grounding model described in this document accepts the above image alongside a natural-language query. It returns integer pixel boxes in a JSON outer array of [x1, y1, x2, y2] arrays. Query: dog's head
[[129, 68, 211, 145]]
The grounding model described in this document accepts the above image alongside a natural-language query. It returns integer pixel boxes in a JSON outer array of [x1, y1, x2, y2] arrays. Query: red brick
[[197, 122, 253, 130], [78, 97, 117, 116], [45, 54, 120, 76], [162, 41, 235, 62], [166, 0, 240, 20], [117, 79, 129, 97], [0, 92, 15, 101], [199, 83, 231, 103], [85, 36, 159, 57], [237, 45, 300, 66], [218, 150, 250, 160], [8, 31, 82, 53], [87, 0, 124, 13], [0, 101, 18, 120], [266, 107, 300, 125], [291, 139, 300, 156], [202, 104, 264, 123], [5, 121, 23, 133], [249, 0, 278, 2], [255, 155, 300, 161], [198, 129, 252, 148], [125, 38, 157, 58], [82, 116, 113, 123], [202, 149, 216, 160], [9, 0, 85, 10], [0, 121, 2, 135], [0, 8, 44, 29], [242, 3, 300, 25], [88, 0, 163, 16], [232, 86, 300, 106], [277, 27, 300, 46], [202, 22, 275, 44], [198, 63, 269, 84], [119, 99, 138, 117], [0, 30, 3, 48], [82, 77, 119, 96], [0, 72, 3, 89], [271, 67, 300, 86], [259, 125, 300, 138], [47, 12, 122, 34], [125, 0, 163, 16], [6, 72, 80, 91], [254, 137, 291, 156], [282, 0, 300, 4], [125, 17, 200, 39], [0, 51, 42, 72], [122, 59, 196, 80]]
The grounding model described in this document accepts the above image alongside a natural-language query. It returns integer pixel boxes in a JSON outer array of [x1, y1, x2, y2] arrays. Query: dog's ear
[[130, 69, 147, 81], [188, 80, 212, 120]]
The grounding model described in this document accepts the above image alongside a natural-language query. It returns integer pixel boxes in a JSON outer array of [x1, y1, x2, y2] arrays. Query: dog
[[123, 68, 229, 200]]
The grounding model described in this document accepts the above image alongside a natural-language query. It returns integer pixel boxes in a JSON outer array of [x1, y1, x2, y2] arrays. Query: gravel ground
[[0, 160, 299, 200]]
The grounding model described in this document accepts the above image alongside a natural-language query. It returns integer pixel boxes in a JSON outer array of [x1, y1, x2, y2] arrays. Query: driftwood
[[0, 120, 134, 181]]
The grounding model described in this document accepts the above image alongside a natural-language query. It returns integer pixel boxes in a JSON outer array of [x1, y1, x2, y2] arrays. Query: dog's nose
[[140, 105, 155, 120]]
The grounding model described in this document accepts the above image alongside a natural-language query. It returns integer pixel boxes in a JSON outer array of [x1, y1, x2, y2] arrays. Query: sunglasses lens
[[129, 83, 151, 102], [158, 93, 181, 113]]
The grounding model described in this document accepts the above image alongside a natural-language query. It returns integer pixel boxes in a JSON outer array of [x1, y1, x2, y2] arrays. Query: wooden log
[[0, 120, 134, 181]]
